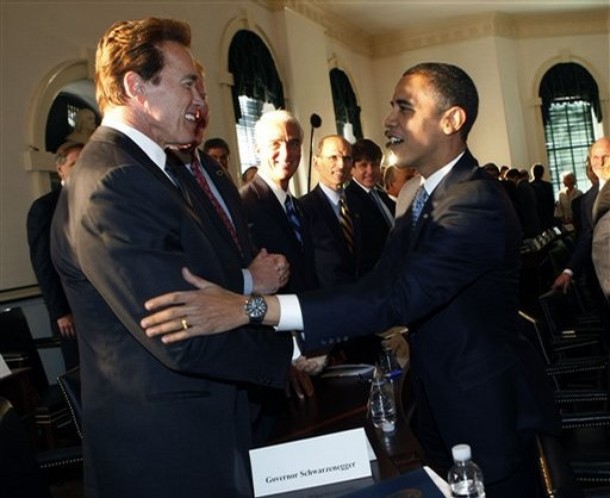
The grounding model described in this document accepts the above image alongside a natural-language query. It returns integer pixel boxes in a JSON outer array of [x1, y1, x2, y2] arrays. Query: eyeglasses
[[318, 154, 353, 163]]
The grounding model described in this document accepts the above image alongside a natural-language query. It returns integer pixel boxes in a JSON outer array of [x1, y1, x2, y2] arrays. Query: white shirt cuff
[[242, 269, 253, 295], [562, 268, 574, 277], [275, 294, 304, 331]]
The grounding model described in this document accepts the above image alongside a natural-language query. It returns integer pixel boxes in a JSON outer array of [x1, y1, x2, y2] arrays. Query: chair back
[[57, 367, 82, 439], [537, 433, 584, 498], [0, 307, 49, 392]]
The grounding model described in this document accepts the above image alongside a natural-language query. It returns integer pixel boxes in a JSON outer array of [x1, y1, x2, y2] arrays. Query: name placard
[[250, 427, 372, 497]]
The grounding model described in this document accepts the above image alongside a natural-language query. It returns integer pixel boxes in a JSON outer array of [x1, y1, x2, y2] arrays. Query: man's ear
[[441, 106, 466, 136], [124, 71, 144, 99]]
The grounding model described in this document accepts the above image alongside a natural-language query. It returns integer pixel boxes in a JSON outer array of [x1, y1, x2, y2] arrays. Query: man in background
[[203, 136, 231, 171], [529, 163, 555, 231], [27, 141, 83, 370], [300, 135, 361, 288], [384, 164, 416, 201], [240, 110, 319, 439], [346, 138, 395, 274], [590, 138, 610, 299]]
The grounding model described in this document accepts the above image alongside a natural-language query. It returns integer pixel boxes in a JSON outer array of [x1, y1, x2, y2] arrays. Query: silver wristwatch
[[245, 293, 267, 324]]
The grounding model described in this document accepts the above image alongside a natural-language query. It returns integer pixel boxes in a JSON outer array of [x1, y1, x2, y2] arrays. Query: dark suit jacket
[[239, 175, 317, 293], [345, 180, 395, 274], [530, 178, 555, 230], [298, 150, 559, 484], [513, 179, 540, 239], [567, 183, 598, 276], [27, 188, 71, 321], [27, 188, 79, 369], [300, 185, 362, 288], [593, 181, 610, 297], [51, 126, 292, 498]]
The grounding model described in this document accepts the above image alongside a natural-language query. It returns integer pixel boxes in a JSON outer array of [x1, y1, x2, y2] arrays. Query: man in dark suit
[[143, 62, 560, 498], [239, 109, 321, 439], [345, 138, 395, 274], [552, 155, 600, 294], [591, 137, 610, 299], [529, 163, 555, 230], [51, 18, 292, 498], [27, 142, 83, 370], [241, 110, 317, 294], [300, 135, 362, 288]]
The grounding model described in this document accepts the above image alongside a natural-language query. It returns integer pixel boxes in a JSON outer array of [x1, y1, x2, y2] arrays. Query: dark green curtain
[[330, 68, 363, 139], [539, 63, 602, 124], [228, 30, 284, 121]]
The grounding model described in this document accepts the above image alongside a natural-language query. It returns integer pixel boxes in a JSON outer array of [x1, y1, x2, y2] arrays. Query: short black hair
[[403, 62, 478, 141], [203, 137, 230, 154], [352, 138, 382, 163]]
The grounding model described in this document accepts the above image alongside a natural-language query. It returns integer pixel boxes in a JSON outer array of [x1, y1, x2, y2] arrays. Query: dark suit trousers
[[411, 368, 544, 498]]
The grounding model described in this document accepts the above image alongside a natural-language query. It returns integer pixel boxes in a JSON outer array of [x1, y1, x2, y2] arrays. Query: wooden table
[[269, 371, 423, 486]]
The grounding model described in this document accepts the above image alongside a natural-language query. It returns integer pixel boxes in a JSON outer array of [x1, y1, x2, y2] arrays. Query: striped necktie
[[411, 185, 429, 228], [284, 195, 303, 246], [339, 193, 354, 254], [189, 155, 243, 256]]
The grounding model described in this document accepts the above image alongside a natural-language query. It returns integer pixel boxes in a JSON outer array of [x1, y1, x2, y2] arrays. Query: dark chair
[[0, 307, 72, 449], [518, 311, 609, 393], [57, 366, 82, 439], [539, 290, 604, 343], [537, 433, 584, 498], [0, 396, 83, 498]]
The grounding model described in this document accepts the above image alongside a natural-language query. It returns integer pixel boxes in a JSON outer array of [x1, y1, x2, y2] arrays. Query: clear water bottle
[[447, 444, 486, 497], [368, 368, 397, 433], [378, 343, 402, 379]]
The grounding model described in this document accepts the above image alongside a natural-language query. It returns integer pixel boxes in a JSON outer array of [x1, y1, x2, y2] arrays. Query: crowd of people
[[24, 14, 610, 498]]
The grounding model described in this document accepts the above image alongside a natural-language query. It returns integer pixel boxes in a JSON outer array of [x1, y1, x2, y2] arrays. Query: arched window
[[228, 30, 284, 173], [329, 68, 363, 142], [539, 63, 603, 194]]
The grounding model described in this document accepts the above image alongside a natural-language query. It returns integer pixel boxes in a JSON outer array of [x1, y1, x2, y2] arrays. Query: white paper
[[250, 427, 372, 496]]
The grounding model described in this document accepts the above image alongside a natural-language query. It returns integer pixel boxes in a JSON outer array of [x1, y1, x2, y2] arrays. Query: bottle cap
[[451, 444, 472, 462]]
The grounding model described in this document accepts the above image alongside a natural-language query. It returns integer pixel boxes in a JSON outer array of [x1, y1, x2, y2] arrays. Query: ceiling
[[309, 0, 609, 36]]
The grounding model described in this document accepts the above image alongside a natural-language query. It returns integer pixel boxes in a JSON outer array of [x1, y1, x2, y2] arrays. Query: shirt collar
[[102, 116, 167, 171], [319, 182, 342, 205], [258, 170, 289, 206], [420, 151, 465, 195]]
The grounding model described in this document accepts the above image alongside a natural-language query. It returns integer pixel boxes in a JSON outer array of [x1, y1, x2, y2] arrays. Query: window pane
[[544, 100, 594, 196]]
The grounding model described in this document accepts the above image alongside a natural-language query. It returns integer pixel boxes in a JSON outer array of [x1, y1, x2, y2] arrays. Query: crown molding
[[256, 1, 608, 58]]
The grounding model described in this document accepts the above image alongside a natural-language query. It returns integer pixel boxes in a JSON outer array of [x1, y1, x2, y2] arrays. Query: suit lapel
[[408, 149, 479, 239], [252, 176, 302, 251]]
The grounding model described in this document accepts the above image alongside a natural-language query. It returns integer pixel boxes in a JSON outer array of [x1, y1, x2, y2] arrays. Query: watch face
[[246, 295, 267, 323]]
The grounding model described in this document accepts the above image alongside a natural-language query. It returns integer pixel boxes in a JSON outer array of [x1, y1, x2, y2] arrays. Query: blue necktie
[[411, 186, 429, 227], [285, 195, 303, 246]]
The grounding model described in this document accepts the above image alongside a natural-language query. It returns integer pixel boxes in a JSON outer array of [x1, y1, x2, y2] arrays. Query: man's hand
[[551, 272, 572, 293], [286, 366, 315, 399], [142, 268, 248, 343], [249, 248, 290, 294], [293, 354, 327, 376], [57, 313, 76, 339]]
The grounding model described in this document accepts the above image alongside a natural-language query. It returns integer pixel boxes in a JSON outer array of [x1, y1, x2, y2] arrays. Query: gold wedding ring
[[181, 317, 190, 330]]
